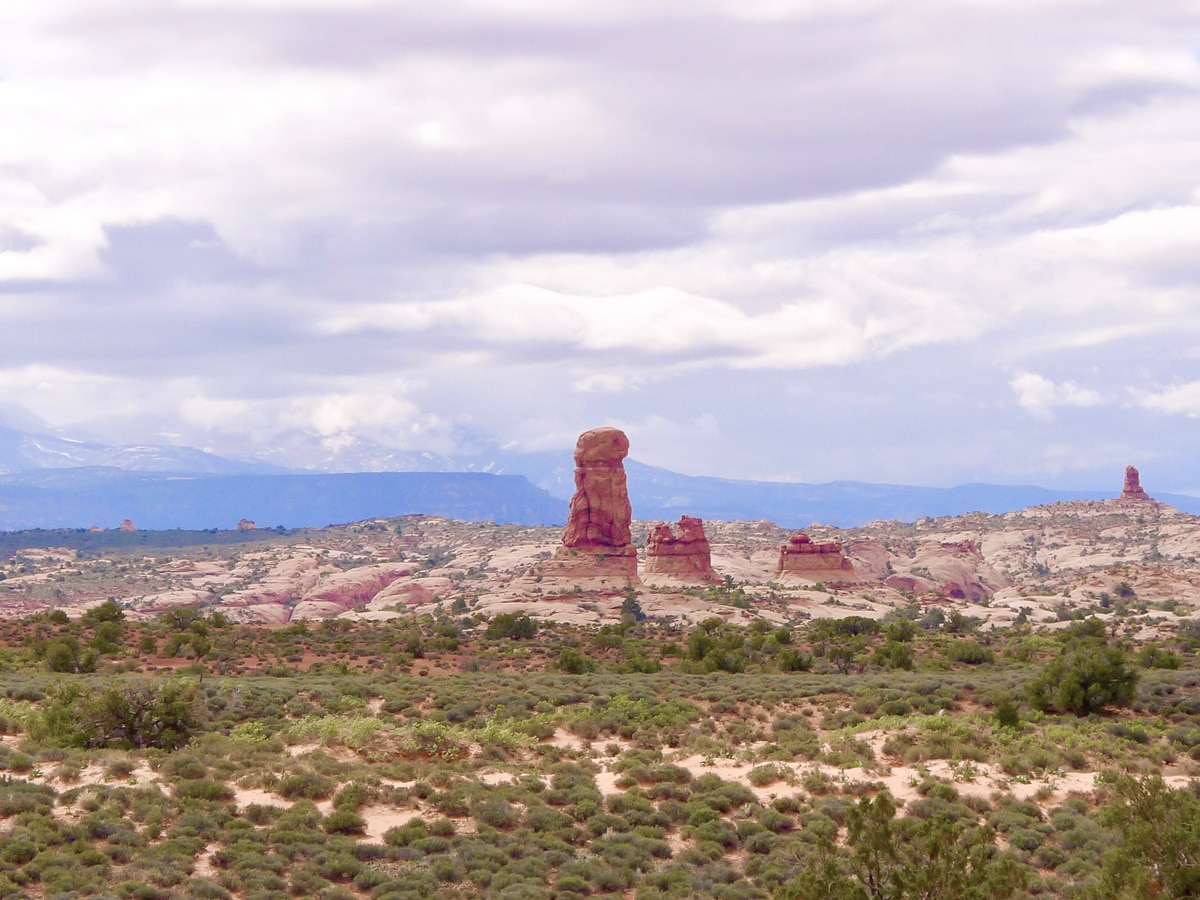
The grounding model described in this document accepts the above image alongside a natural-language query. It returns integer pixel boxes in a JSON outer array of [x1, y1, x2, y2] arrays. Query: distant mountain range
[[0, 424, 1195, 531], [0, 425, 281, 476], [0, 468, 564, 531], [624, 461, 1200, 526]]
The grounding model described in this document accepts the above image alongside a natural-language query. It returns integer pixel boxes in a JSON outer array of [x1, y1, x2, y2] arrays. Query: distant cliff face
[[0, 470, 566, 531]]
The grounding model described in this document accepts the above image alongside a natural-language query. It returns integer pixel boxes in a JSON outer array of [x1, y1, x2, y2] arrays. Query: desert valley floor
[[0, 496, 1196, 898]]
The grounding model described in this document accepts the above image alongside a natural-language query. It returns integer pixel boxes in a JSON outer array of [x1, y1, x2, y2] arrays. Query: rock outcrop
[[846, 539, 890, 581], [1120, 465, 1152, 502], [290, 563, 413, 619], [522, 427, 642, 592], [562, 427, 634, 551], [644, 516, 719, 583], [119, 519, 136, 532], [775, 533, 856, 579], [552, 427, 638, 578], [884, 539, 1008, 601]]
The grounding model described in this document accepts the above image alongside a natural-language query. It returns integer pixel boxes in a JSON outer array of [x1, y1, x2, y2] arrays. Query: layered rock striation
[[775, 533, 856, 579], [884, 539, 1008, 601], [1120, 465, 1152, 503], [550, 427, 638, 579], [562, 427, 634, 551], [644, 516, 719, 583]]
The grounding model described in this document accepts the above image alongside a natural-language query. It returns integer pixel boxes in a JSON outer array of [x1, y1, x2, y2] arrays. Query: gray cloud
[[1, 2, 1200, 491]]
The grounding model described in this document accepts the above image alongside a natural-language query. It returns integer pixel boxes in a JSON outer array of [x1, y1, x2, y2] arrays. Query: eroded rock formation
[[1120, 465, 1151, 502], [845, 539, 889, 581], [562, 427, 633, 551], [291, 563, 413, 619], [645, 516, 719, 583], [548, 426, 638, 579], [884, 539, 1008, 601], [775, 533, 856, 579]]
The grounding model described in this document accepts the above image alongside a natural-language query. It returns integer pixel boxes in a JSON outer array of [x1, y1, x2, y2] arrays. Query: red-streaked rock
[[369, 576, 456, 609], [221, 604, 291, 625], [775, 532, 856, 578], [1120, 465, 1152, 502], [553, 427, 638, 579], [298, 563, 413, 612], [645, 516, 719, 583], [561, 427, 633, 551], [846, 539, 889, 581], [222, 556, 326, 607], [888, 539, 1008, 601]]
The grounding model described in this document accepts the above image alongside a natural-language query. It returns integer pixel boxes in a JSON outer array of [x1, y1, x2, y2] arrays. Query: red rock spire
[[1120, 465, 1151, 502]]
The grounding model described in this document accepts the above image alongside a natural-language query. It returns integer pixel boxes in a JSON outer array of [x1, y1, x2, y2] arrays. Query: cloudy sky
[[4, 0, 1200, 491]]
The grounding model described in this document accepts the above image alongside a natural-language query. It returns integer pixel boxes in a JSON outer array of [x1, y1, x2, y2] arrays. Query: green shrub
[[993, 698, 1021, 729], [175, 779, 234, 801], [557, 648, 594, 674], [473, 799, 521, 830], [747, 764, 788, 787], [323, 809, 366, 835], [277, 771, 336, 800], [1028, 642, 1138, 716], [945, 640, 994, 665], [485, 614, 537, 640]]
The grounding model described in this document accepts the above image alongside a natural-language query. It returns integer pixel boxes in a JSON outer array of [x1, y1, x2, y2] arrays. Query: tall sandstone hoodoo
[[644, 516, 719, 583], [775, 532, 856, 579], [555, 427, 638, 577], [1120, 465, 1152, 502], [562, 427, 634, 551]]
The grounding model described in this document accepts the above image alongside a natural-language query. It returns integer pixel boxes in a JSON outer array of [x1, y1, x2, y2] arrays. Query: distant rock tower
[[1120, 465, 1151, 502]]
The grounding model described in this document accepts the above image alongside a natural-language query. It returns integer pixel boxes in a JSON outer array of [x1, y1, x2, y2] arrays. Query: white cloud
[[1139, 380, 1200, 417], [1010, 372, 1106, 420], [1061, 47, 1200, 91], [0, 365, 128, 424], [178, 382, 448, 453], [572, 373, 644, 393]]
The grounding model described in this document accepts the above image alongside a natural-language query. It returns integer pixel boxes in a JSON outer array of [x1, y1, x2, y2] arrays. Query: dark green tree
[[485, 613, 537, 640], [44, 636, 82, 673], [781, 792, 1025, 900], [81, 599, 124, 626], [91, 680, 202, 749], [35, 679, 203, 750], [620, 588, 645, 623], [1027, 642, 1138, 715], [557, 647, 593, 674], [1086, 774, 1200, 899]]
